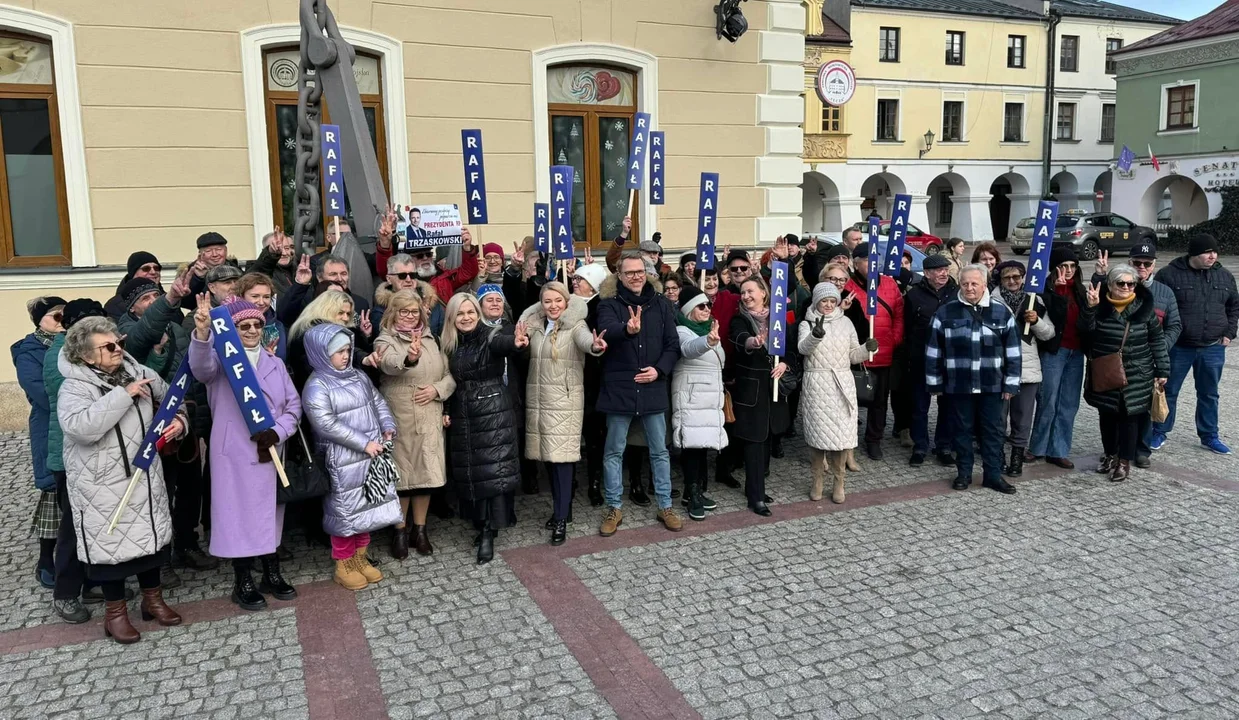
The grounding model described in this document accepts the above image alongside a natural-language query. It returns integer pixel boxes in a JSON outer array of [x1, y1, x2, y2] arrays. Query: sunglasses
[[236, 320, 264, 332], [391, 272, 416, 280], [1114, 280, 1136, 289], [49, 312, 63, 323], [729, 265, 751, 273], [1131, 260, 1154, 268], [138, 263, 162, 274], [95, 338, 126, 353], [1002, 274, 1024, 282]]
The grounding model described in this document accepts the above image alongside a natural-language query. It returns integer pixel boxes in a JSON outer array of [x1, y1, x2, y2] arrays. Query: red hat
[[482, 243, 504, 262]]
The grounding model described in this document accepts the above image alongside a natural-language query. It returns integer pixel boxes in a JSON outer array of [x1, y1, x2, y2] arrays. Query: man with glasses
[[992, 261, 1056, 478], [1152, 233, 1238, 455], [595, 252, 684, 535], [904, 253, 958, 466]]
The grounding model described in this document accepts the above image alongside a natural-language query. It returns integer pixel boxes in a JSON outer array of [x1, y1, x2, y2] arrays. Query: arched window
[[0, 31, 70, 267], [547, 64, 638, 246], [262, 47, 389, 236]]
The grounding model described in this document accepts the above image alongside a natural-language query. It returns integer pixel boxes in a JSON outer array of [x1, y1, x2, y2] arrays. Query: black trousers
[[741, 439, 769, 507], [863, 366, 893, 445], [52, 471, 86, 601], [102, 567, 159, 602], [583, 411, 606, 482], [1100, 409, 1144, 461], [165, 451, 203, 550], [680, 448, 708, 493], [546, 462, 574, 520]]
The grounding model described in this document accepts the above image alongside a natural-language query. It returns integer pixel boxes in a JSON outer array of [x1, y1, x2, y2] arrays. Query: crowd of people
[[10, 209, 1237, 644]]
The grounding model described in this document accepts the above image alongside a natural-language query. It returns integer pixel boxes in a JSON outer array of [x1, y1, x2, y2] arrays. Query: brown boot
[[1109, 459, 1130, 483], [845, 448, 861, 472], [830, 452, 847, 504], [139, 587, 182, 626], [104, 600, 140, 644], [809, 450, 825, 501], [412, 525, 433, 556], [390, 525, 409, 560]]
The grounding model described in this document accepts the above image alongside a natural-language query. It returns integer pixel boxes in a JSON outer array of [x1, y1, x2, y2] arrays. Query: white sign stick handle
[[270, 448, 289, 488], [628, 188, 637, 219], [1023, 294, 1036, 334], [773, 376, 779, 403], [108, 469, 145, 534], [868, 315, 876, 362]]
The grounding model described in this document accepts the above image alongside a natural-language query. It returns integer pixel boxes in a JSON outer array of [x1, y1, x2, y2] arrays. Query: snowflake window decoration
[[604, 140, 614, 151], [616, 156, 626, 168], [286, 178, 297, 190], [605, 178, 615, 189], [283, 138, 296, 151], [613, 121, 625, 131], [606, 222, 616, 232], [615, 199, 626, 208]]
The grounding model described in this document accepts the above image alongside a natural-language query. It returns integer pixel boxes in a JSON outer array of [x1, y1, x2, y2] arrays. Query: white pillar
[[907, 194, 931, 236], [952, 195, 995, 241], [825, 195, 865, 234], [1006, 193, 1039, 240]]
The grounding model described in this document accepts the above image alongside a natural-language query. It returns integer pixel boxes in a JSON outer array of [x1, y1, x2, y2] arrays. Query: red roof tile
[[1117, 0, 1239, 54]]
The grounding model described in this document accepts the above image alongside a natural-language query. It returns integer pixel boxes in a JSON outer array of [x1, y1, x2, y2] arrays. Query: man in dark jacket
[[926, 264, 1021, 494], [104, 251, 164, 319], [1151, 233, 1239, 455], [595, 252, 683, 535], [183, 231, 240, 310], [905, 253, 958, 466]]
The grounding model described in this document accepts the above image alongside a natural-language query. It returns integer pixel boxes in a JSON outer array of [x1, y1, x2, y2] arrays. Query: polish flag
[[1148, 144, 1161, 172]]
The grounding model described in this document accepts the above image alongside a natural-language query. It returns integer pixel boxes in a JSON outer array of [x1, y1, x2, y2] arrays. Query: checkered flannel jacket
[[925, 292, 1021, 396]]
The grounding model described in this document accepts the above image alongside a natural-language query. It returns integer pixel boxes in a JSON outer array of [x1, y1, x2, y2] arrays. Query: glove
[[811, 316, 826, 339], [864, 338, 879, 353], [251, 428, 279, 463]]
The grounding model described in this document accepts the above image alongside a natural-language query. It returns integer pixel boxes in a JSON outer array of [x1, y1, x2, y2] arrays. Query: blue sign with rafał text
[[461, 129, 488, 224], [321, 124, 345, 218], [867, 219, 883, 317], [768, 260, 789, 356], [1024, 200, 1059, 293], [626, 112, 651, 191], [649, 131, 665, 205], [534, 203, 550, 254], [133, 354, 191, 472], [883, 193, 912, 276], [550, 165, 575, 260], [208, 307, 275, 436], [695, 172, 719, 270]]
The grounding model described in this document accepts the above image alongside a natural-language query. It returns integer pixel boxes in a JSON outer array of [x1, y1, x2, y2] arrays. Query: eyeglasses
[[236, 321, 264, 332], [95, 338, 126, 353], [391, 272, 416, 280], [621, 270, 645, 278], [729, 265, 751, 273], [1113, 280, 1136, 289], [396, 308, 420, 317], [1002, 274, 1024, 282], [1131, 260, 1154, 268], [138, 264, 161, 274], [826, 276, 848, 285]]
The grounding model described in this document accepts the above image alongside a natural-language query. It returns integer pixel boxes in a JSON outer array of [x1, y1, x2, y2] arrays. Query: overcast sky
[[1114, 0, 1220, 20]]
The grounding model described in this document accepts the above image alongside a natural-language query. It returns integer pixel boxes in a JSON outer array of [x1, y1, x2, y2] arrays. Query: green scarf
[[677, 314, 712, 336]]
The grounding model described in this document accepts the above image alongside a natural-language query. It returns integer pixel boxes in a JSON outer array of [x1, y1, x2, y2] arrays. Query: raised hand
[[167, 268, 192, 304], [295, 254, 312, 285], [461, 227, 474, 252], [1054, 265, 1069, 287], [812, 315, 826, 338], [1086, 281, 1101, 307], [514, 321, 530, 348], [805, 236, 818, 254], [773, 235, 789, 260], [706, 319, 721, 347], [408, 334, 423, 362], [359, 310, 373, 337], [193, 293, 212, 339], [510, 242, 525, 268], [362, 345, 386, 368], [1095, 250, 1109, 277], [620, 216, 632, 237], [841, 292, 856, 311], [413, 385, 438, 405], [126, 378, 154, 399], [583, 246, 595, 266], [191, 258, 207, 279], [591, 329, 608, 353], [626, 306, 643, 335], [378, 204, 398, 248]]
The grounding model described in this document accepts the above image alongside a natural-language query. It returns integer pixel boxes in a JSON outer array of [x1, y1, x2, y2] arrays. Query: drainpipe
[[1041, 4, 1062, 199]]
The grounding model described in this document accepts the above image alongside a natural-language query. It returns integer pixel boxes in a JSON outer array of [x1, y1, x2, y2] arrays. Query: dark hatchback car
[[1009, 211, 1156, 260]]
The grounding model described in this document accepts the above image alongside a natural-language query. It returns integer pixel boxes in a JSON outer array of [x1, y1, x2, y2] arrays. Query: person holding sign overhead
[[729, 276, 791, 516], [189, 296, 302, 612], [57, 315, 188, 644]]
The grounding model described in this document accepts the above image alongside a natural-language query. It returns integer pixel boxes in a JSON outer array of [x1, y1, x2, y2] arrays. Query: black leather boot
[[259, 554, 297, 601], [477, 524, 495, 565], [587, 475, 603, 506], [550, 519, 567, 546], [1006, 446, 1024, 477], [231, 561, 267, 611]]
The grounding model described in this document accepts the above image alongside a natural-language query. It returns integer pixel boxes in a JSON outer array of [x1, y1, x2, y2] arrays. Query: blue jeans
[[1153, 344, 1225, 441], [950, 393, 1005, 483], [603, 413, 672, 510], [1029, 348, 1084, 458], [910, 370, 952, 455]]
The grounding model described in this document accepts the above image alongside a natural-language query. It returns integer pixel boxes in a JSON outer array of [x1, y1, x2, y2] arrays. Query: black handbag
[[852, 365, 876, 407], [276, 425, 331, 505]]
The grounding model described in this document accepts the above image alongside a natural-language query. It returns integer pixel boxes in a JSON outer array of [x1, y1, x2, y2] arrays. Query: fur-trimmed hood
[[374, 279, 440, 310], [599, 272, 662, 299], [518, 293, 590, 330]]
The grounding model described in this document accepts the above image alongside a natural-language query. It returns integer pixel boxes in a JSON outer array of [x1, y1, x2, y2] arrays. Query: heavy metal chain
[[292, 0, 342, 255]]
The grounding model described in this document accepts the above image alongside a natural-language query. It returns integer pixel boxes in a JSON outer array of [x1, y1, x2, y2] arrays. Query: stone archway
[[802, 170, 842, 233], [989, 171, 1033, 241], [1140, 174, 1209, 227], [1093, 171, 1112, 213], [859, 171, 908, 221], [1050, 170, 1080, 211], [925, 172, 973, 239]]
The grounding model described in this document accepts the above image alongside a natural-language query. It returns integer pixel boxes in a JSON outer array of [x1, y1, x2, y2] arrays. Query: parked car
[[849, 221, 944, 254], [1008, 211, 1157, 260]]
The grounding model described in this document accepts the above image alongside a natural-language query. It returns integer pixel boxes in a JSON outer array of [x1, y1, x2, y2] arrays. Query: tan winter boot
[[334, 558, 367, 591], [353, 548, 383, 583], [809, 449, 825, 501], [845, 447, 861, 472], [831, 452, 847, 504]]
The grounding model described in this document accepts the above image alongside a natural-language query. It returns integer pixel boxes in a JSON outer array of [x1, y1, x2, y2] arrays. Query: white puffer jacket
[[521, 296, 599, 463], [798, 306, 869, 451], [671, 326, 728, 450], [58, 350, 183, 566], [993, 293, 1055, 384]]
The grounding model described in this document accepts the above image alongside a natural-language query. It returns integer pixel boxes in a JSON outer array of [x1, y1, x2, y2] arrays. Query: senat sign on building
[[0, 0, 807, 389]]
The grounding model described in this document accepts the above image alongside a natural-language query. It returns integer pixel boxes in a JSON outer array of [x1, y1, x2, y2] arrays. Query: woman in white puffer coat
[[671, 286, 728, 522], [798, 283, 877, 504]]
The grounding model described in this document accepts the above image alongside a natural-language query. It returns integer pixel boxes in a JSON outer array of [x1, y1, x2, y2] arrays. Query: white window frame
[[240, 25, 410, 255], [940, 92, 967, 143], [1158, 79, 1200, 134], [0, 7, 94, 268], [531, 44, 659, 238], [874, 89, 902, 142]]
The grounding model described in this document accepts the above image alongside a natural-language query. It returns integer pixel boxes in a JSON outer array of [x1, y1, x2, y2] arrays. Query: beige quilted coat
[[374, 329, 456, 491], [798, 305, 870, 452], [520, 296, 600, 463]]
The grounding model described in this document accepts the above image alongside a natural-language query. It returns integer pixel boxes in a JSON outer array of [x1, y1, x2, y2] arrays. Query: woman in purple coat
[[189, 295, 302, 612]]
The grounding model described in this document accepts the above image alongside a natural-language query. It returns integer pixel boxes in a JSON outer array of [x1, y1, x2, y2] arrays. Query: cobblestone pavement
[[0, 361, 1234, 719]]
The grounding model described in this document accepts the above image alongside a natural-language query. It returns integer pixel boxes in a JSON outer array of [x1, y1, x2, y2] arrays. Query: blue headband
[[476, 283, 503, 300]]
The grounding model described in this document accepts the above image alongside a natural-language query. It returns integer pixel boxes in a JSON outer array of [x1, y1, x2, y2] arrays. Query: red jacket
[[375, 244, 480, 301], [710, 289, 741, 378], [844, 274, 903, 368]]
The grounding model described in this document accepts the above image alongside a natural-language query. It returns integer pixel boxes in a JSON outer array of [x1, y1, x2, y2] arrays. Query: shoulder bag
[[1090, 322, 1130, 393], [853, 364, 876, 407], [277, 425, 331, 505]]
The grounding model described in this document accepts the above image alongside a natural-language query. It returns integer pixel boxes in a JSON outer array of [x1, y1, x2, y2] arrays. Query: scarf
[[1108, 292, 1135, 313], [33, 328, 55, 347], [395, 317, 421, 336], [741, 306, 770, 339], [999, 287, 1027, 317], [90, 364, 135, 389], [677, 314, 712, 336], [245, 344, 262, 370], [481, 315, 503, 329]]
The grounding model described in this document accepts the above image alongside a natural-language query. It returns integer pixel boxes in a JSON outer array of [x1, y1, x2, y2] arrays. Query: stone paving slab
[[0, 608, 307, 719], [567, 474, 1239, 719]]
